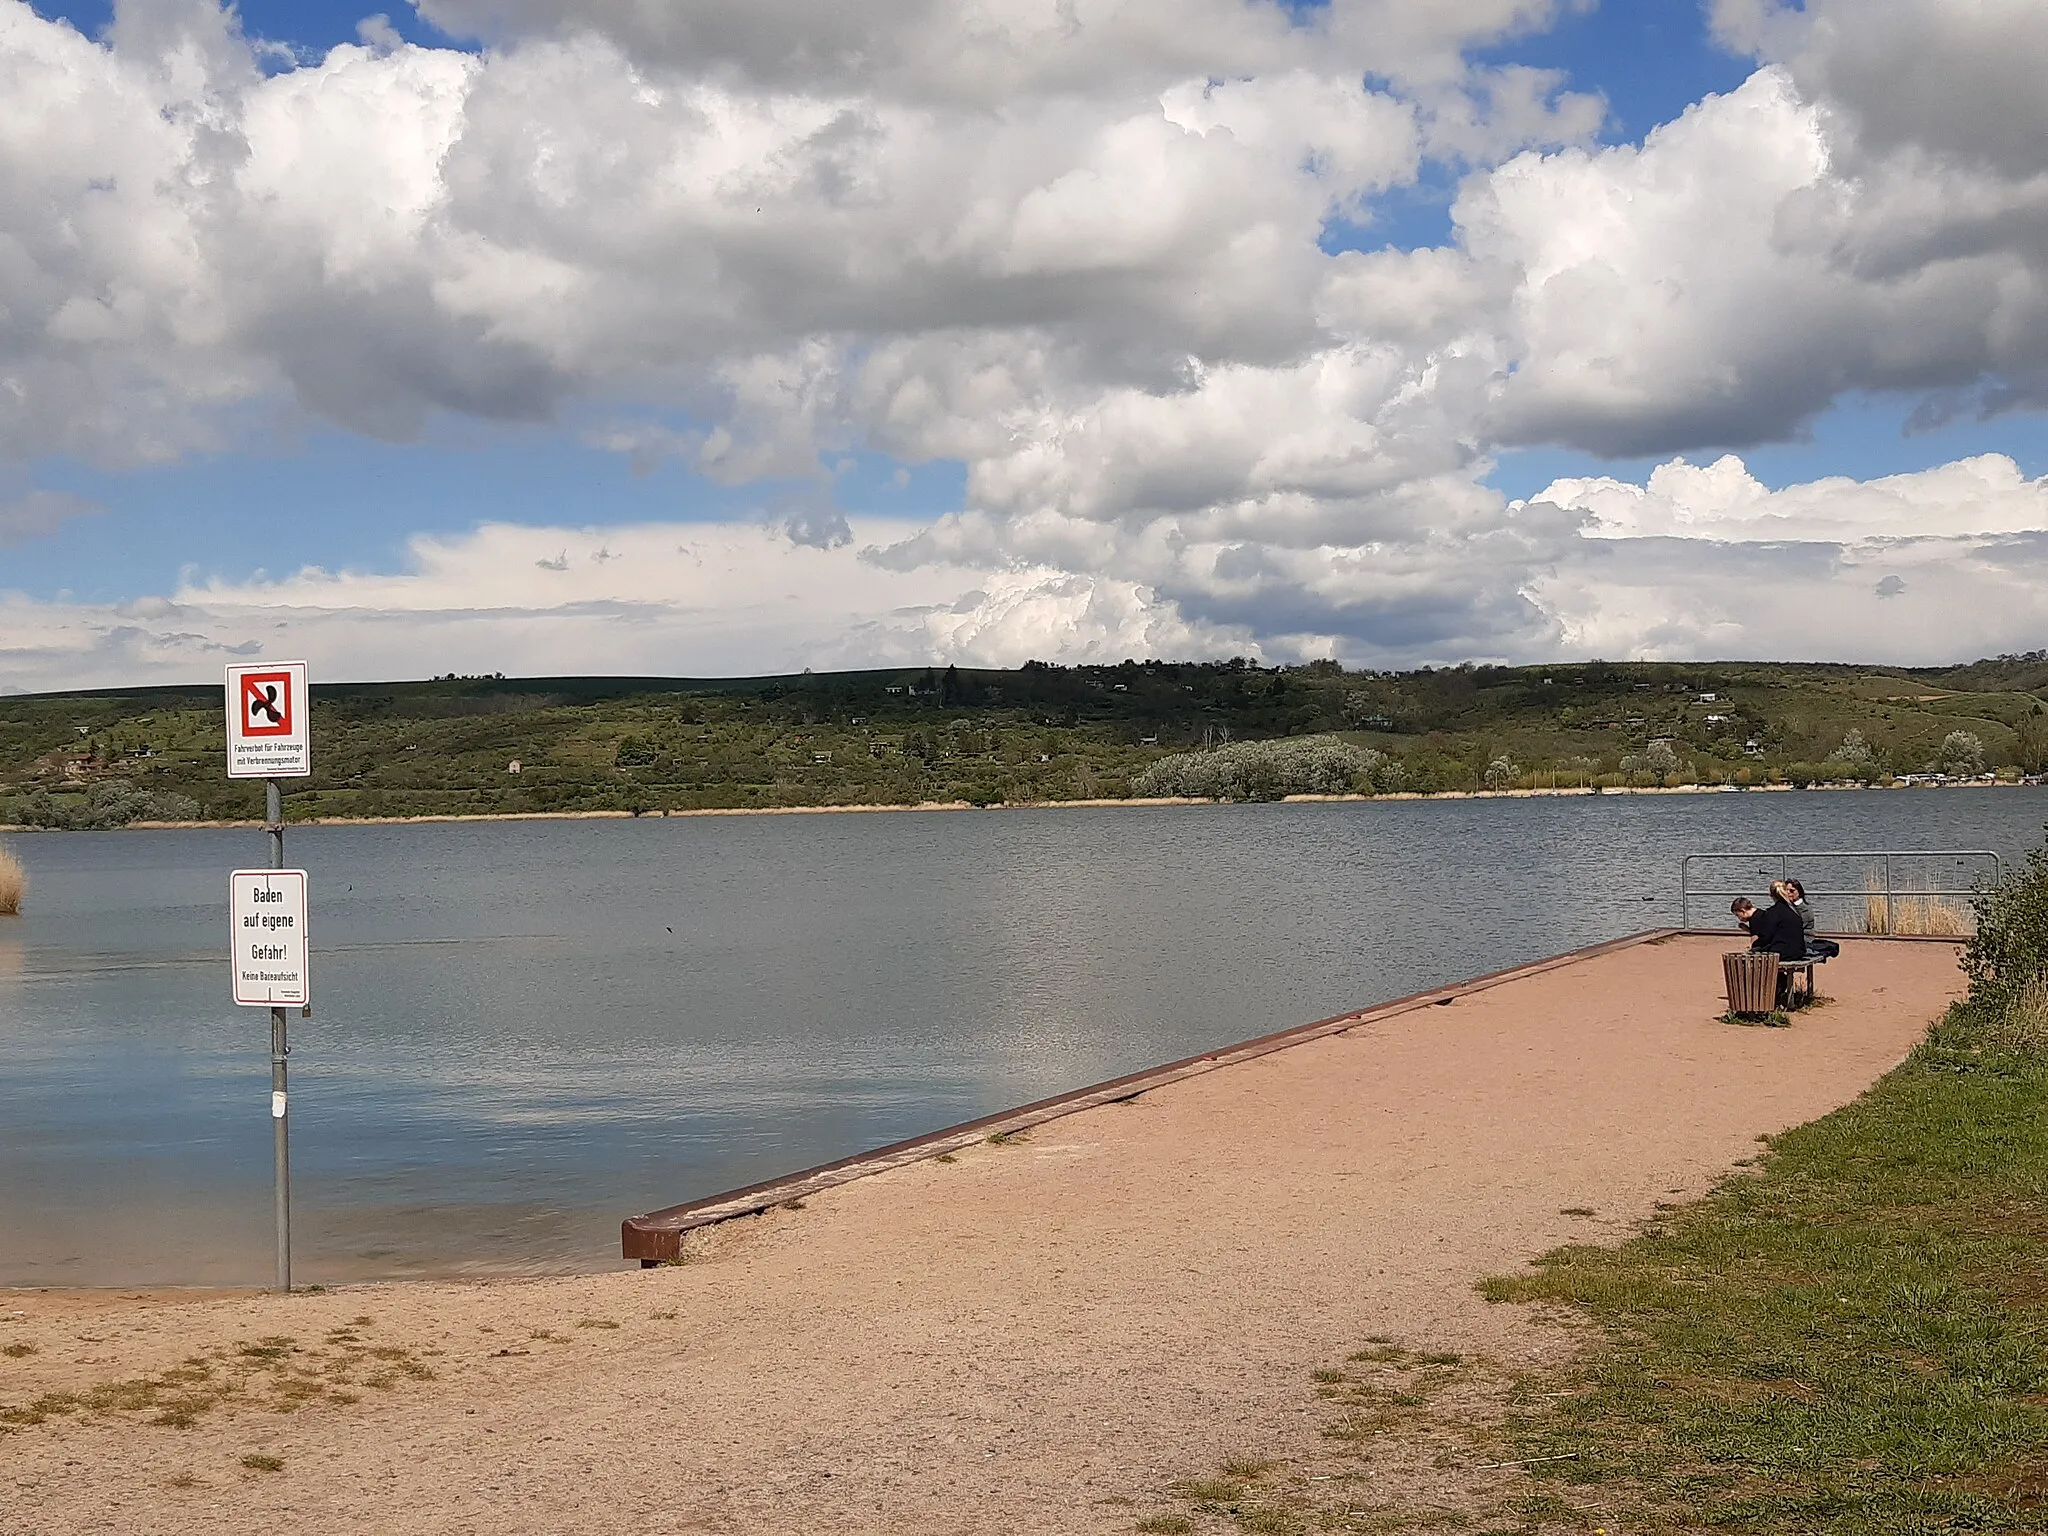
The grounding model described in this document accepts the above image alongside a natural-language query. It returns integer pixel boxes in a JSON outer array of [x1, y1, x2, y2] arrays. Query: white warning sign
[[231, 869, 310, 1007], [225, 661, 311, 779]]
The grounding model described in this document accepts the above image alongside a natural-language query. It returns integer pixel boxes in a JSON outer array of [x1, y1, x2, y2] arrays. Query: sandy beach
[[1, 934, 1964, 1535]]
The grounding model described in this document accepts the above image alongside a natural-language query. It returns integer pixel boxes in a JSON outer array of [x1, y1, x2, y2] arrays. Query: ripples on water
[[3, 789, 2043, 1285]]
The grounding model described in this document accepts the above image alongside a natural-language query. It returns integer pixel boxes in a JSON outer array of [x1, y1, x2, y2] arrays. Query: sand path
[[1, 935, 1963, 1535]]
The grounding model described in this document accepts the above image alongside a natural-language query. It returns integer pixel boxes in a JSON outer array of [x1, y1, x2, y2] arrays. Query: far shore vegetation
[[1144, 836, 2048, 1536], [4, 653, 2047, 830]]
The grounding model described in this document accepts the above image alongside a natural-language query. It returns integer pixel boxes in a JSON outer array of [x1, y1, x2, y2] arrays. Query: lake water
[[3, 788, 2044, 1286]]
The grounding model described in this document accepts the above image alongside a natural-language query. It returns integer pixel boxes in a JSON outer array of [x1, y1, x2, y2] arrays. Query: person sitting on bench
[[1732, 894, 1805, 962], [1773, 878, 1840, 960]]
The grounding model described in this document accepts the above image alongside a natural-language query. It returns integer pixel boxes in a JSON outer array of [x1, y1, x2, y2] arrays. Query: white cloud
[[409, 0, 1587, 100], [0, 0, 1622, 472], [10, 441, 2048, 691], [1531, 452, 2048, 542], [1461, 1, 2048, 456], [3, 0, 1520, 459], [1530, 529, 2048, 667], [0, 515, 1258, 692], [3, 0, 2048, 683], [414, 0, 1309, 102], [837, 569, 1256, 670], [1520, 452, 2048, 664], [1715, 0, 2048, 178]]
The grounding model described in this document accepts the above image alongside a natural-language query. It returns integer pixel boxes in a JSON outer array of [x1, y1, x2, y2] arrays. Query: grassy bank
[[4, 656, 2045, 827], [1477, 999, 2048, 1534], [1141, 906, 2048, 1533]]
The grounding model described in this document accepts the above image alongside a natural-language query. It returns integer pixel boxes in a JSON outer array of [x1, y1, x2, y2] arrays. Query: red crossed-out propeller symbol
[[250, 683, 285, 726], [241, 672, 292, 734]]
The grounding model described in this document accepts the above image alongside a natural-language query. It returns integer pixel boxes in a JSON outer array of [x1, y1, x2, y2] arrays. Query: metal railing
[[1679, 849, 2007, 933]]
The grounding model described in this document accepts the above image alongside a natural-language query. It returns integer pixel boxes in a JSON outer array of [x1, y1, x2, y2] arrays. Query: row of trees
[[1125, 727, 2038, 805], [1588, 729, 2018, 789], [1827, 729, 1994, 780]]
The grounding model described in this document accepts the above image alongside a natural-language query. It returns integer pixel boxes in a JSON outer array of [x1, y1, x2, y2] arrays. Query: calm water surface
[[3, 789, 2044, 1285]]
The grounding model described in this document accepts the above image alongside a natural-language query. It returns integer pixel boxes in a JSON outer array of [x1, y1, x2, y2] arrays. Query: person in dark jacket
[[1773, 878, 1815, 943], [1731, 895, 1805, 961], [1773, 878, 1840, 959]]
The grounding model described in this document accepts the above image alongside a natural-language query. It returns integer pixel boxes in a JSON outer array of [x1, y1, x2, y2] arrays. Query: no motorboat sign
[[225, 661, 311, 778], [231, 869, 310, 1007]]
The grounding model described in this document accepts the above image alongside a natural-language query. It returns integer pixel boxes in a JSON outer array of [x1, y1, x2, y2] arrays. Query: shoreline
[[0, 935, 1966, 1535], [3, 934, 1967, 1300], [0, 776, 2036, 834]]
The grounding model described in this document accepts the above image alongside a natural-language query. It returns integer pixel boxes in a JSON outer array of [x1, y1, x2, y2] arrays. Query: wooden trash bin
[[1723, 950, 1780, 1015]]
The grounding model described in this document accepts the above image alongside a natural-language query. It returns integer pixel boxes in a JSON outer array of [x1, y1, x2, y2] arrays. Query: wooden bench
[[1777, 958, 1816, 1006]]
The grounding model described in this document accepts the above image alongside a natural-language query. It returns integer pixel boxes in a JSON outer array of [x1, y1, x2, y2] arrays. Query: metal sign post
[[226, 663, 314, 1294], [268, 788, 292, 1295]]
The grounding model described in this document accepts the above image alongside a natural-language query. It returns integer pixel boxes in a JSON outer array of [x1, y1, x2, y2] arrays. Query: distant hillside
[[3, 655, 2045, 827]]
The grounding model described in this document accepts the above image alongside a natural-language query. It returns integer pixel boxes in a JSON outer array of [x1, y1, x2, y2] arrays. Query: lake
[[3, 788, 2044, 1286]]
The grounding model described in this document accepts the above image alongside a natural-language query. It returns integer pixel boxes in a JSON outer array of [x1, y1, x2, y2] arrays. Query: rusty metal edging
[[622, 926, 1702, 1264], [1678, 928, 1967, 944]]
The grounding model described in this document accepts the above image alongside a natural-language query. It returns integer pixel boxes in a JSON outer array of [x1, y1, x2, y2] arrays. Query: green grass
[[1139, 997, 2048, 1535], [1171, 1477, 1243, 1502], [1218, 1456, 1278, 1479], [1480, 1003, 2048, 1534], [0, 1332, 434, 1430]]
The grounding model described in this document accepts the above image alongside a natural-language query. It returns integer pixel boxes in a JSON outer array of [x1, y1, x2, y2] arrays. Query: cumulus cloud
[[1531, 452, 2048, 542], [1460, 67, 2048, 454], [1554, 0, 2048, 434], [3, 0, 2048, 683], [1, 0, 1502, 459], [1519, 452, 2048, 663], [1530, 528, 2048, 667], [0, 0, 1620, 469], [1715, 0, 2048, 178]]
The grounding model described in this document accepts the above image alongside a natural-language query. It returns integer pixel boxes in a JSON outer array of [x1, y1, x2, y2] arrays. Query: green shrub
[[1130, 735, 1399, 801], [1964, 829, 2048, 1019], [8, 781, 203, 830], [1939, 729, 1987, 776]]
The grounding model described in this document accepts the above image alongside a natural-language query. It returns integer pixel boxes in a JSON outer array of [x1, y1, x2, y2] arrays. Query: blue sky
[[36, 0, 454, 50]]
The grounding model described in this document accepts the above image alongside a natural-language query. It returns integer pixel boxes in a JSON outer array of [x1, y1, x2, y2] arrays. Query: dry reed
[[0, 844, 24, 917], [1862, 873, 1972, 937], [1987, 974, 2048, 1055]]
